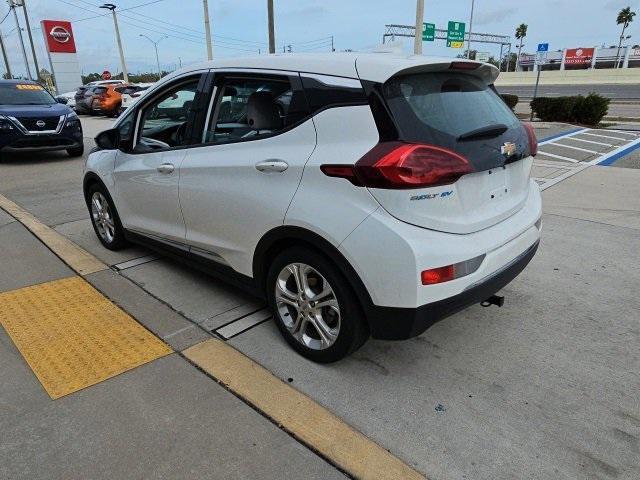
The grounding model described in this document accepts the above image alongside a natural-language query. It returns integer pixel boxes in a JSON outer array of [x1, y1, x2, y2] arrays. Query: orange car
[[90, 84, 124, 117]]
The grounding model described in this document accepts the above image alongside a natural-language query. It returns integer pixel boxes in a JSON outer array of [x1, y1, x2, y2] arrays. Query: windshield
[[0, 83, 57, 105]]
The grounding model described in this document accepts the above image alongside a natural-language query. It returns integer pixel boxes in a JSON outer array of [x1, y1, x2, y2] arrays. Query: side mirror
[[56, 96, 68, 104], [95, 128, 121, 150]]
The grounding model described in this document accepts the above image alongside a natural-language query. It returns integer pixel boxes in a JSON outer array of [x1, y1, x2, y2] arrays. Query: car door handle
[[156, 163, 175, 174], [255, 160, 288, 173]]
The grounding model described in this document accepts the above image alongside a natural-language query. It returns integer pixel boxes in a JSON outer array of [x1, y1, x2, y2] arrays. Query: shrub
[[530, 93, 610, 126], [500, 94, 519, 111], [572, 93, 610, 126]]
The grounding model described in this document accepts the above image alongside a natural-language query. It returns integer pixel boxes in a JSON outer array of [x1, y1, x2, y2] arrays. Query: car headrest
[[246, 91, 281, 130]]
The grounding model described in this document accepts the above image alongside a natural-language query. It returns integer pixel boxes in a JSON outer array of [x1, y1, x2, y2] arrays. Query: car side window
[[135, 78, 200, 152], [204, 75, 303, 145]]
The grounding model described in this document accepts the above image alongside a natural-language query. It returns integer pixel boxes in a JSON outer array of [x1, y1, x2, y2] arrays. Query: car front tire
[[266, 246, 369, 363], [67, 144, 84, 157], [86, 182, 128, 250]]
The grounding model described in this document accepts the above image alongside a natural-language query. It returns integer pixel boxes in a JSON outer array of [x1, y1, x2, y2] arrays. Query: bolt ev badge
[[49, 26, 71, 43], [36, 120, 46, 128], [501, 142, 516, 156]]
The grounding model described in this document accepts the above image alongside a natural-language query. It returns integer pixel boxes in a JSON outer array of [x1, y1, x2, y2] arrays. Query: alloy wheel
[[275, 263, 341, 350], [90, 191, 115, 244]]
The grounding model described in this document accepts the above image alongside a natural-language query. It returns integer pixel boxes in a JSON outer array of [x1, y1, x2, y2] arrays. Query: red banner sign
[[565, 48, 594, 65], [41, 20, 77, 54]]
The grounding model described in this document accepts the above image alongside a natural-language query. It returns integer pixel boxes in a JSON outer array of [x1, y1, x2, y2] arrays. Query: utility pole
[[100, 4, 129, 83], [267, 0, 275, 54], [202, 0, 213, 60], [140, 34, 167, 80], [18, 0, 40, 79], [9, 0, 32, 79], [331, 35, 335, 52], [0, 29, 11, 78], [413, 0, 424, 54], [466, 0, 475, 59]]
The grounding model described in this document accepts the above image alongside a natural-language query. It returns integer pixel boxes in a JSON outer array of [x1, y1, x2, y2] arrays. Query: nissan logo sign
[[49, 26, 71, 43], [36, 120, 46, 128]]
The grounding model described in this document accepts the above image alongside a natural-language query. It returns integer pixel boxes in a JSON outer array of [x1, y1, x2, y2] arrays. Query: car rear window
[[92, 87, 107, 94], [383, 72, 519, 141]]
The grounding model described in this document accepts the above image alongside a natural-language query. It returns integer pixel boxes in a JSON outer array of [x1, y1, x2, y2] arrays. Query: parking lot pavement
[[2, 116, 640, 479]]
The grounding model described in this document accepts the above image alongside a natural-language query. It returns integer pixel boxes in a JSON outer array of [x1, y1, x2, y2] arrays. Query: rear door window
[[383, 73, 529, 170], [204, 75, 306, 145]]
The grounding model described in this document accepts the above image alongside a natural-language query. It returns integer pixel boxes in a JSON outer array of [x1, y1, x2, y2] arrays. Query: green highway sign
[[446, 20, 465, 48], [422, 22, 435, 42]]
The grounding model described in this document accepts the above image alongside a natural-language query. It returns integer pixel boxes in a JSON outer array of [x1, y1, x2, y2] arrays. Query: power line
[[0, 8, 11, 25], [56, 0, 258, 52]]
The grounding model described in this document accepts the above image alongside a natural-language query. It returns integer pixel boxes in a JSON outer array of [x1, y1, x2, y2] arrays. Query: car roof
[[163, 52, 499, 85]]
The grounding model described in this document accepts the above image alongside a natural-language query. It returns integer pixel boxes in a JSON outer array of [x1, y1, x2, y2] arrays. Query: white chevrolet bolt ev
[[85, 53, 541, 362]]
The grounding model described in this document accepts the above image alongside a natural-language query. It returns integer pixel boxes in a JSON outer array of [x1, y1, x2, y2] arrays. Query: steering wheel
[[175, 122, 188, 146]]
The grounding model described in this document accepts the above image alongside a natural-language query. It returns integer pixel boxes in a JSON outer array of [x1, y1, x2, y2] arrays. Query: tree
[[515, 23, 528, 71], [615, 7, 636, 68]]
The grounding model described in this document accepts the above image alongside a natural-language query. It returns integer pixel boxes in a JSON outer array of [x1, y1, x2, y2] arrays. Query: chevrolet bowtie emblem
[[501, 142, 516, 156]]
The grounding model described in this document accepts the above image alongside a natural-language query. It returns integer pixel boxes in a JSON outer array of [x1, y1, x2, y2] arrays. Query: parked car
[[117, 82, 154, 114], [89, 84, 124, 117], [0, 79, 83, 160], [58, 91, 77, 109], [84, 53, 541, 362], [74, 79, 126, 114]]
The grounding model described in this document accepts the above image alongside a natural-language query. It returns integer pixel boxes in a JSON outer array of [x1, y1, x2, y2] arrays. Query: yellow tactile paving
[[0, 193, 107, 276], [0, 276, 172, 399]]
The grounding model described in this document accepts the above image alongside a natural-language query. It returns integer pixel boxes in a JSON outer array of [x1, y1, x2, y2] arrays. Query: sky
[[1, 0, 638, 79]]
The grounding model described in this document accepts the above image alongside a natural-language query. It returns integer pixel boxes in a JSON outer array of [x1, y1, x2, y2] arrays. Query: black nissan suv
[[0, 80, 83, 160]]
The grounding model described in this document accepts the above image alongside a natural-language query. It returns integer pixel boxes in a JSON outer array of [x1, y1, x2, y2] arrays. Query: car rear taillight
[[522, 122, 538, 156], [421, 254, 485, 285], [338, 142, 474, 189]]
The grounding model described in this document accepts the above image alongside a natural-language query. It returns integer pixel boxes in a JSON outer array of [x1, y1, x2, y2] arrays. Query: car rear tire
[[266, 246, 369, 363], [67, 144, 84, 157], [86, 183, 128, 250]]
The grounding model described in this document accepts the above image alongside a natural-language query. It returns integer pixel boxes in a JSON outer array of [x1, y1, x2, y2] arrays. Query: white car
[[117, 82, 155, 114], [84, 53, 541, 362], [57, 91, 77, 108]]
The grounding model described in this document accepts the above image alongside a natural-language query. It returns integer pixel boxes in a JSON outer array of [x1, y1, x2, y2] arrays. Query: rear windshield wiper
[[457, 123, 508, 141]]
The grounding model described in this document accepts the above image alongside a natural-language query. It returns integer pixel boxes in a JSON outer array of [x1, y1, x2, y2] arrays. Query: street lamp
[[139, 34, 168, 80], [100, 3, 129, 82]]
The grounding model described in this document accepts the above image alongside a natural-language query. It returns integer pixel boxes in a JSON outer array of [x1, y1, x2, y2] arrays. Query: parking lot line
[[579, 132, 632, 141], [564, 136, 614, 147], [536, 151, 580, 162], [0, 276, 172, 399], [0, 194, 107, 276], [549, 142, 601, 154], [184, 339, 424, 480]]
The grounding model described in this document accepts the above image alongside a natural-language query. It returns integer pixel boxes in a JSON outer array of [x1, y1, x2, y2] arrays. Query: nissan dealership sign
[[40, 19, 81, 94], [49, 25, 72, 44], [41, 20, 77, 54]]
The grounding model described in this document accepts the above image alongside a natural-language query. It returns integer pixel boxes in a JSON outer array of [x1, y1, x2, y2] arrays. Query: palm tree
[[615, 7, 636, 68], [515, 23, 528, 71]]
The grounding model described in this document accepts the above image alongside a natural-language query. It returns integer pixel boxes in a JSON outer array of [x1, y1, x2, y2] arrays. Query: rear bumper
[[366, 239, 539, 340]]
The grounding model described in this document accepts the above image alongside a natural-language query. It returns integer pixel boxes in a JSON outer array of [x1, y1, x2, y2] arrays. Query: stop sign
[[101, 70, 112, 80]]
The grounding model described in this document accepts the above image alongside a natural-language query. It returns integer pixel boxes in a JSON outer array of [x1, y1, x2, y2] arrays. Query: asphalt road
[[497, 83, 640, 100]]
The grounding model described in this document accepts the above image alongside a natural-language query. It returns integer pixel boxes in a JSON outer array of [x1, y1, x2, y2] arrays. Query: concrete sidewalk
[[0, 218, 344, 479]]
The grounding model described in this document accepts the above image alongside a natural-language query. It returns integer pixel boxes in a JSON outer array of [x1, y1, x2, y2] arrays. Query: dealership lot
[[1, 116, 640, 479]]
